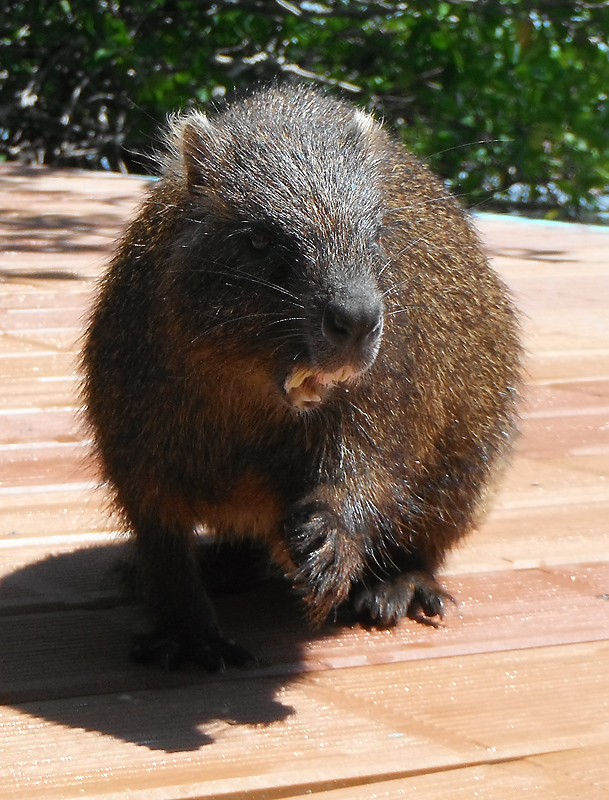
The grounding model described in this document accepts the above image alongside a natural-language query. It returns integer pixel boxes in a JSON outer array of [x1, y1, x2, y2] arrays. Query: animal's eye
[[250, 231, 271, 251]]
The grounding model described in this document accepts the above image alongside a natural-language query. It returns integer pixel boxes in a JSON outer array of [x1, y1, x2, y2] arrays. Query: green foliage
[[1, 0, 608, 219]]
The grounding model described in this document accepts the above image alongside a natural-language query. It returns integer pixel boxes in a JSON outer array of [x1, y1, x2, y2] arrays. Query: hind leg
[[350, 441, 487, 627], [123, 495, 254, 670]]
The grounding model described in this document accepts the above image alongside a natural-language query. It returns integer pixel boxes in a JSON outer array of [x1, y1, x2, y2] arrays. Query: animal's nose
[[322, 295, 383, 356]]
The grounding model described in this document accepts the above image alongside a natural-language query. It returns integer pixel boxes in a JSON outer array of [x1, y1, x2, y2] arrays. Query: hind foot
[[351, 571, 455, 627], [131, 629, 256, 672]]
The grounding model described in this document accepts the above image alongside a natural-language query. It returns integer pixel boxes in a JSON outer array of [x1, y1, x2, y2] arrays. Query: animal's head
[[163, 85, 393, 411]]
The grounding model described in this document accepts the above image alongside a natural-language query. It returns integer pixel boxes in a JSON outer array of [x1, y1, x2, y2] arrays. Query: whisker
[[190, 309, 295, 336], [208, 267, 304, 305], [427, 137, 512, 160], [387, 304, 430, 316], [162, 256, 304, 307], [383, 193, 463, 218], [380, 234, 434, 293], [259, 316, 307, 328]]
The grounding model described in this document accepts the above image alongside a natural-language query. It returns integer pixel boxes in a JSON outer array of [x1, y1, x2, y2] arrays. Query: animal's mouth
[[283, 365, 358, 410]]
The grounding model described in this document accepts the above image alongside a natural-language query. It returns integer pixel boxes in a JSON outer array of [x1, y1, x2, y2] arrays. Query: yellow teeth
[[284, 367, 314, 392], [284, 365, 357, 410], [316, 366, 356, 386]]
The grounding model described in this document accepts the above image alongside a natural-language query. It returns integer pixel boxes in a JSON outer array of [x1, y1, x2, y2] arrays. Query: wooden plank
[[0, 386, 78, 411], [283, 759, 607, 799], [0, 445, 94, 488], [0, 408, 83, 446], [0, 331, 80, 355], [0, 165, 146, 283], [0, 306, 86, 332], [529, 745, 609, 792], [446, 502, 609, 573], [527, 353, 609, 384], [0, 442, 93, 488], [0, 287, 92, 308], [476, 213, 609, 276], [524, 380, 609, 412], [524, 313, 609, 353], [0, 486, 110, 539], [306, 642, 609, 755], [0, 683, 470, 799], [0, 352, 78, 380], [517, 410, 609, 459], [0, 642, 606, 799], [494, 457, 609, 511]]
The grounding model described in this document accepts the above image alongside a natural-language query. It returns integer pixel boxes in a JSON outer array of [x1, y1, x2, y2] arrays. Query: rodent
[[82, 84, 521, 670]]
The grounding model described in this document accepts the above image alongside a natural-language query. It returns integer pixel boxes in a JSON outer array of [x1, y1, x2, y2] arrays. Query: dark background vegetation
[[1, 0, 608, 220]]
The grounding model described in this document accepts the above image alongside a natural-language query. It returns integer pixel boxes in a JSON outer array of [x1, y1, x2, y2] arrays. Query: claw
[[352, 571, 454, 628], [130, 631, 256, 672]]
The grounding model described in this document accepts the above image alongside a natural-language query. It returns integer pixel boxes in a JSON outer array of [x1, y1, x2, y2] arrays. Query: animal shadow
[[0, 540, 323, 751]]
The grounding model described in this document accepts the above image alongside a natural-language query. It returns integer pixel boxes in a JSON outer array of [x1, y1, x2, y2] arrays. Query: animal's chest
[[194, 470, 297, 572], [197, 471, 282, 537], [191, 418, 339, 544]]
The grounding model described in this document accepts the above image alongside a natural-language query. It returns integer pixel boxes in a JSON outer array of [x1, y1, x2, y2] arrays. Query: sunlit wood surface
[[1, 162, 608, 799]]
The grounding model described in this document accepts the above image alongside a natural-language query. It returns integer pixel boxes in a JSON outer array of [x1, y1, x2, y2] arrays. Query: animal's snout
[[321, 293, 384, 363]]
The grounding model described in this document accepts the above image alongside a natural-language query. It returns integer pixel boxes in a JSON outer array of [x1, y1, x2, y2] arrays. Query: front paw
[[282, 501, 362, 625], [351, 571, 454, 627]]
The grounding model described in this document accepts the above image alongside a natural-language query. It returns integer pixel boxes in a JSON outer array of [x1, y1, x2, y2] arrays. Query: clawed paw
[[351, 571, 455, 628], [282, 501, 358, 625]]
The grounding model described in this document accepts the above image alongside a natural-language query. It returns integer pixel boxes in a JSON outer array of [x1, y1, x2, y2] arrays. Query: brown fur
[[82, 84, 521, 669]]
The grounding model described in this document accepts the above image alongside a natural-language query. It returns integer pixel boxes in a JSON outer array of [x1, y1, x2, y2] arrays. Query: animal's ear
[[352, 108, 380, 137], [177, 112, 217, 195], [350, 107, 389, 151]]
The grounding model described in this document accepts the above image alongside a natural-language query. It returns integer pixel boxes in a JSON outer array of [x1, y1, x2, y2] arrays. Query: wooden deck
[[1, 161, 608, 799]]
